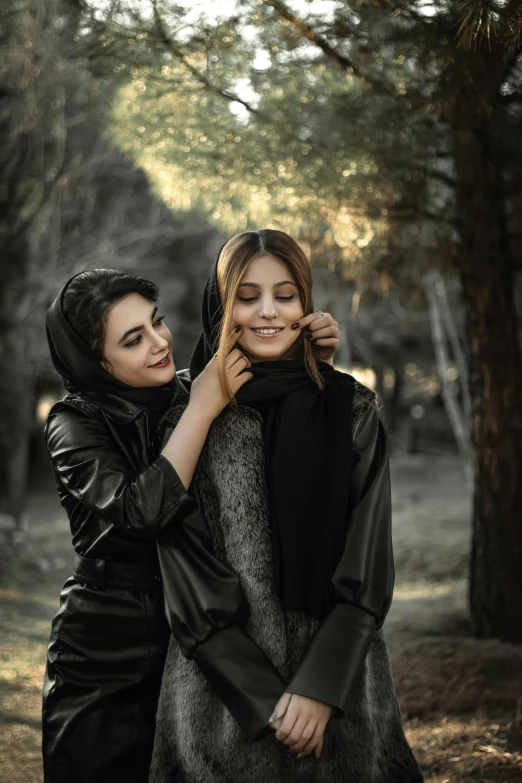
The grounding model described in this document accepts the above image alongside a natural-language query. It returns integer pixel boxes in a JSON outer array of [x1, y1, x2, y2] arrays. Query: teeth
[[253, 328, 282, 334]]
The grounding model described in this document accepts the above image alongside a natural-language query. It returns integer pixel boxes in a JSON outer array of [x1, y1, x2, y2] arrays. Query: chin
[[245, 342, 298, 362], [146, 367, 176, 386]]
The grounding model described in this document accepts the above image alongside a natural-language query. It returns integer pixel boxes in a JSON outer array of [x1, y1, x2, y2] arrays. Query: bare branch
[[150, 0, 261, 117], [266, 0, 362, 74], [264, 0, 394, 96]]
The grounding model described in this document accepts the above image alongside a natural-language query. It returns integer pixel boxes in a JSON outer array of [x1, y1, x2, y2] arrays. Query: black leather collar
[[63, 390, 145, 424], [60, 370, 191, 424]]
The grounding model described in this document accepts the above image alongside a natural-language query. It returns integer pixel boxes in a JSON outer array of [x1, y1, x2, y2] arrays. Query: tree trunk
[[332, 288, 352, 370], [0, 0, 65, 520], [0, 325, 35, 524], [387, 360, 404, 433], [424, 270, 471, 456], [454, 113, 522, 642]]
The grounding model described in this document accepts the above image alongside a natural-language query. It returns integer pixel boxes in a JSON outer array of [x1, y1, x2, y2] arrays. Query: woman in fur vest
[[151, 230, 423, 783]]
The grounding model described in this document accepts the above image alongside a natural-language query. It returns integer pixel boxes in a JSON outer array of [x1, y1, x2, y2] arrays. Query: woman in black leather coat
[[43, 269, 341, 783], [151, 231, 423, 783], [42, 269, 263, 783]]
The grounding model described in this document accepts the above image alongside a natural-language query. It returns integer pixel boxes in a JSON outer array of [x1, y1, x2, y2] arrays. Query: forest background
[[1, 1, 522, 781]]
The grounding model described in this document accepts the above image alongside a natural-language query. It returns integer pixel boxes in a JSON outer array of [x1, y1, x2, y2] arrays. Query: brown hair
[[215, 229, 324, 400]]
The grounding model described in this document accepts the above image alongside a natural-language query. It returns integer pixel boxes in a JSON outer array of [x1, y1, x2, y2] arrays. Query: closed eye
[[237, 296, 295, 303]]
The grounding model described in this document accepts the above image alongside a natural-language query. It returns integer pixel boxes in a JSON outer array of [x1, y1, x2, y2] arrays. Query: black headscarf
[[46, 274, 178, 412], [190, 261, 355, 618]]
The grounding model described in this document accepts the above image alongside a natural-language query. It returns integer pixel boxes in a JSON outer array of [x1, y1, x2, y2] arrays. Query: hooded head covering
[[190, 259, 355, 618], [46, 273, 178, 411]]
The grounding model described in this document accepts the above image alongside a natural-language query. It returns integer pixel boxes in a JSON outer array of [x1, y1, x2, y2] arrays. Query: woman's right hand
[[188, 327, 252, 421]]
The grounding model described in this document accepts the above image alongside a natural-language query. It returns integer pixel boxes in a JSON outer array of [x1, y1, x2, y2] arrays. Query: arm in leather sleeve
[[46, 402, 192, 539], [286, 402, 394, 716], [157, 504, 287, 742]]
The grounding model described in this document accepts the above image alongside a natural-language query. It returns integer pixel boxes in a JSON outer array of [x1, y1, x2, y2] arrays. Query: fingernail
[[234, 326, 242, 333], [306, 332, 314, 339], [291, 322, 300, 330], [269, 708, 278, 723]]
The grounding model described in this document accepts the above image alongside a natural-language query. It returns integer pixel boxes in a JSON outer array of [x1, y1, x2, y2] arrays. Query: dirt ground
[[1, 451, 521, 783]]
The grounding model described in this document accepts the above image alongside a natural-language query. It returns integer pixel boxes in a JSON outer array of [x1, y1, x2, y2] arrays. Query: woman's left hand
[[271, 692, 332, 759], [295, 312, 340, 365]]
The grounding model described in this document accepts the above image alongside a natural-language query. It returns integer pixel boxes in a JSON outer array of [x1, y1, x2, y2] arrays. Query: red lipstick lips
[[150, 353, 170, 368]]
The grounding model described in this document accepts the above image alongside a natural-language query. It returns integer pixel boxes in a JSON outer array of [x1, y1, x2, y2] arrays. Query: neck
[[246, 337, 305, 364]]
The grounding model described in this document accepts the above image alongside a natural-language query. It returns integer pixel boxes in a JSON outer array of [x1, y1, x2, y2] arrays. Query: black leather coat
[[43, 377, 286, 782], [45, 389, 194, 563]]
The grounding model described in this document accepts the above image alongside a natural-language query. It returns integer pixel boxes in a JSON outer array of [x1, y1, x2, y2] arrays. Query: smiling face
[[102, 292, 175, 387], [233, 254, 304, 362]]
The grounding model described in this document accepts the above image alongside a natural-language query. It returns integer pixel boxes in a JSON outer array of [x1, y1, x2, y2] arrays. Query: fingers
[[224, 326, 243, 355], [308, 313, 337, 335], [275, 698, 299, 743], [274, 696, 330, 762], [221, 345, 252, 396], [283, 715, 308, 747], [225, 347, 251, 372], [295, 311, 327, 330], [309, 337, 339, 348], [296, 712, 329, 758], [295, 311, 337, 331], [306, 325, 339, 342], [298, 722, 323, 757], [297, 730, 325, 759], [274, 693, 292, 725], [269, 691, 292, 731], [289, 720, 315, 753], [275, 693, 292, 721], [231, 370, 253, 392]]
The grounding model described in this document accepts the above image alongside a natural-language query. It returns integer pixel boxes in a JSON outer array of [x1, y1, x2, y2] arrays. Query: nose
[[258, 294, 278, 319], [150, 331, 169, 352]]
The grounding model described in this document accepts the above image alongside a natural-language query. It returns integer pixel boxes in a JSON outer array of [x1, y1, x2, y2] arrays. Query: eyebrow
[[238, 281, 298, 289], [118, 305, 158, 344]]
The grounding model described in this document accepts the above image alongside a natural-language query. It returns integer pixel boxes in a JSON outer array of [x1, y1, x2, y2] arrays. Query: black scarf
[[46, 274, 178, 414], [190, 262, 355, 618]]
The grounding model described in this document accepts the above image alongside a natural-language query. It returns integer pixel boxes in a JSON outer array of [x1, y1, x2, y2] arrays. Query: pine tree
[[92, 0, 522, 641]]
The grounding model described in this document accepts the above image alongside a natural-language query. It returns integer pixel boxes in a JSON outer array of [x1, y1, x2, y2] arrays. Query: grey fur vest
[[150, 385, 422, 783]]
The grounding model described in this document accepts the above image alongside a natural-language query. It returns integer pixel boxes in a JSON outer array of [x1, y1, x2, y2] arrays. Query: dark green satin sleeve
[[286, 403, 394, 716]]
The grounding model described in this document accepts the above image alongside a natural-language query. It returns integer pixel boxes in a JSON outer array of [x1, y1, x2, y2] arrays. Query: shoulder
[[47, 395, 102, 426], [351, 381, 380, 438], [45, 395, 105, 447]]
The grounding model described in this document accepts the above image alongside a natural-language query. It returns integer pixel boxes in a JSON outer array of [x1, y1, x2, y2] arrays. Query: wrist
[[185, 398, 216, 427]]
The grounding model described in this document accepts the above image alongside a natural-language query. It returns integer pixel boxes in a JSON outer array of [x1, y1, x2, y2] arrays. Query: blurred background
[[1, 1, 522, 781]]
